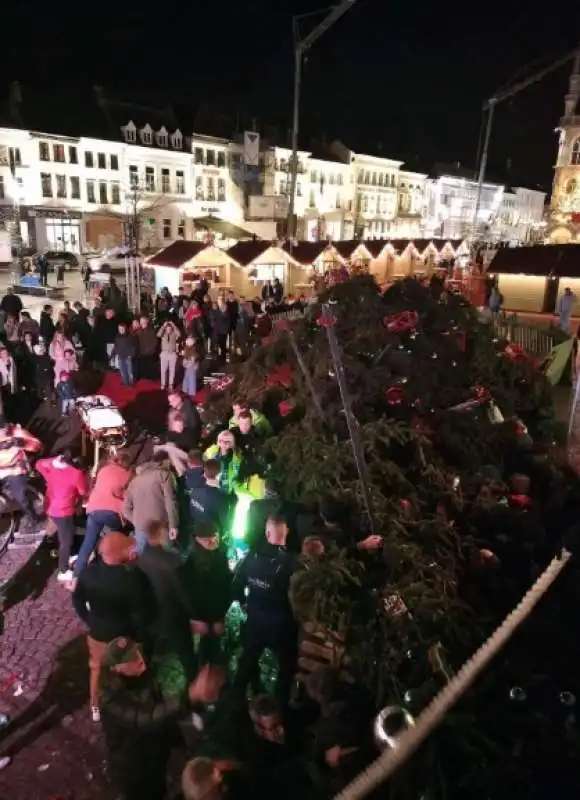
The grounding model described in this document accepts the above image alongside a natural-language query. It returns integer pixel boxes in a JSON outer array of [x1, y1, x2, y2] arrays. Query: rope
[[335, 549, 572, 800]]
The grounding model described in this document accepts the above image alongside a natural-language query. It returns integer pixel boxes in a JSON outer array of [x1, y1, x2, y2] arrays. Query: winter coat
[[183, 542, 232, 623], [112, 333, 136, 359], [123, 461, 179, 532], [135, 326, 158, 356]]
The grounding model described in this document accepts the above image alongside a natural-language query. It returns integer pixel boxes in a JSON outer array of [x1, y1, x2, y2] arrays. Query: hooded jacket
[[123, 461, 179, 531]]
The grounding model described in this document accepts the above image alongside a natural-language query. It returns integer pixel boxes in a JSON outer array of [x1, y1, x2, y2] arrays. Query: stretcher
[[76, 395, 128, 476]]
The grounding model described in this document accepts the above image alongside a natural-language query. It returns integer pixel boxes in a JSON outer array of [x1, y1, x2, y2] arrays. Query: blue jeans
[[74, 510, 123, 576], [182, 365, 197, 395], [118, 356, 134, 386], [61, 398, 76, 414]]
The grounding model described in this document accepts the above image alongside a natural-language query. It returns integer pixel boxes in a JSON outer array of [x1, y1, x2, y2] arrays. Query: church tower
[[549, 50, 580, 242]]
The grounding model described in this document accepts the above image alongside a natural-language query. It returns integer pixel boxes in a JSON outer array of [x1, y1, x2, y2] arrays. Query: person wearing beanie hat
[[72, 532, 155, 722]]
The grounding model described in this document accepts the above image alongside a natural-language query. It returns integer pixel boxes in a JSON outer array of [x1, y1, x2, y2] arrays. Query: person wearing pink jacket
[[37, 451, 88, 583]]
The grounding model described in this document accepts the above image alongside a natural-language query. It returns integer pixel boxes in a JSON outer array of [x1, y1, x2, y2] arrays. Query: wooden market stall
[[333, 241, 374, 274], [485, 245, 580, 313], [282, 241, 346, 294], [226, 241, 302, 297], [144, 240, 240, 296]]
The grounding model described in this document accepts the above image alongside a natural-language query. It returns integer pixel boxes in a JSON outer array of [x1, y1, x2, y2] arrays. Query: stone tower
[[549, 50, 580, 242]]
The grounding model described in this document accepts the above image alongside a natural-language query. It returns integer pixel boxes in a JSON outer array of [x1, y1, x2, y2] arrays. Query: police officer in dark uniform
[[232, 514, 298, 706], [188, 459, 235, 538]]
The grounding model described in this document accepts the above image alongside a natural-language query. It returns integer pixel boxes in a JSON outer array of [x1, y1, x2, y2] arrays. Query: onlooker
[[111, 322, 136, 387], [158, 320, 180, 391], [122, 451, 179, 551], [36, 450, 88, 582]]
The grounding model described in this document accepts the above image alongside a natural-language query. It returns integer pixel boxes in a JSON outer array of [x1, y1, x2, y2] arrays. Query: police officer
[[232, 514, 298, 705]]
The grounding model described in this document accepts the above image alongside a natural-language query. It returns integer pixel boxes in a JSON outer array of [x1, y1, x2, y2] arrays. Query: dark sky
[[2, 0, 580, 191]]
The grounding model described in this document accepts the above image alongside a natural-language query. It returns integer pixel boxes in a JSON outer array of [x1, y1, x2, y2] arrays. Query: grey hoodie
[[122, 461, 178, 532]]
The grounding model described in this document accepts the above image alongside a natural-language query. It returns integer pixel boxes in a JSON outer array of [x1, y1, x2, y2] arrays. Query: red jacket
[[37, 458, 88, 517]]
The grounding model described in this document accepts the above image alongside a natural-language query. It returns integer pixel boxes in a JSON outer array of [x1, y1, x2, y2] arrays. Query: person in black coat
[[168, 390, 201, 444], [184, 519, 232, 666], [39, 304, 55, 343], [188, 459, 236, 538]]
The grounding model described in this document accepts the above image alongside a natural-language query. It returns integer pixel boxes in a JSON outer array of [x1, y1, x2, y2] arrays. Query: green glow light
[[232, 491, 253, 541]]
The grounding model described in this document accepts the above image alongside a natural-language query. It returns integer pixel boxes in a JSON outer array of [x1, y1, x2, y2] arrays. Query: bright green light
[[232, 492, 253, 541]]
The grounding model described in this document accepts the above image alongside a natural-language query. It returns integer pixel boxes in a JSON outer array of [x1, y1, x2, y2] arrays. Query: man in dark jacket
[[136, 520, 197, 681], [135, 316, 159, 380], [188, 459, 235, 537], [0, 288, 22, 319], [168, 390, 201, 445], [111, 323, 136, 386], [185, 520, 232, 665], [72, 532, 156, 720], [232, 514, 298, 705]]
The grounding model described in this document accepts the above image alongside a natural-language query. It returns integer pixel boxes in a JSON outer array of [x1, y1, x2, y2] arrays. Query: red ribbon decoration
[[278, 399, 295, 417], [508, 493, 532, 507], [386, 386, 403, 405], [473, 384, 491, 402], [266, 363, 294, 389], [383, 310, 419, 334], [503, 343, 527, 362], [316, 313, 337, 328]]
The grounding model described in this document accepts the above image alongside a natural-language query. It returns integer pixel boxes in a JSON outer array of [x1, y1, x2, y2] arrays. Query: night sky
[[2, 0, 580, 191]]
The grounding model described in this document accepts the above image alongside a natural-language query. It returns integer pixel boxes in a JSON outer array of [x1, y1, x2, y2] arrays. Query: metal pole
[[286, 26, 302, 240], [472, 100, 495, 241], [322, 304, 376, 532]]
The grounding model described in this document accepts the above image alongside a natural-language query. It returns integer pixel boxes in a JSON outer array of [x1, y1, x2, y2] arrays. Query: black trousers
[[156, 617, 198, 682], [3, 474, 39, 520], [235, 617, 298, 705], [137, 353, 159, 381], [50, 515, 76, 572]]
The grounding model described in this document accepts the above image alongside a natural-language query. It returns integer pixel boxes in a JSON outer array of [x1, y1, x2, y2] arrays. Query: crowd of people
[[0, 277, 385, 799]]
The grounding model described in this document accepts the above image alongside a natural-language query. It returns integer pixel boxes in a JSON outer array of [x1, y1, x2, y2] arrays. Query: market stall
[[145, 240, 235, 296], [226, 241, 302, 297]]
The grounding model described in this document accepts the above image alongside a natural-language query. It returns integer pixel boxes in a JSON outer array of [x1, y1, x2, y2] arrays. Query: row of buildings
[[0, 87, 548, 257]]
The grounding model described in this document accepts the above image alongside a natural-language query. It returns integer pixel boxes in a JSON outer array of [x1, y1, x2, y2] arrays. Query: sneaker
[[68, 555, 78, 567], [57, 570, 73, 583], [0, 756, 11, 771], [91, 706, 101, 723]]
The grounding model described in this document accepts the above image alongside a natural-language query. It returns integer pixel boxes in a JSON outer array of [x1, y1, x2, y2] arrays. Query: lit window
[[53, 144, 65, 163]]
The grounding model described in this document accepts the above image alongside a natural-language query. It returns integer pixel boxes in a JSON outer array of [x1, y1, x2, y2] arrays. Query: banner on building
[[244, 131, 260, 167]]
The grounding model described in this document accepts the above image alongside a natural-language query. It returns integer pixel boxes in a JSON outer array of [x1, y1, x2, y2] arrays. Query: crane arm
[[297, 0, 359, 55], [485, 48, 580, 109]]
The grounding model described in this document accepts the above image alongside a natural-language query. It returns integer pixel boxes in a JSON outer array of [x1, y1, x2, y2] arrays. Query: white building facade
[[0, 121, 546, 256]]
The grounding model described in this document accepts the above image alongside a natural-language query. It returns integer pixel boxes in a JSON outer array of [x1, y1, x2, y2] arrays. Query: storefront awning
[[192, 216, 259, 240]]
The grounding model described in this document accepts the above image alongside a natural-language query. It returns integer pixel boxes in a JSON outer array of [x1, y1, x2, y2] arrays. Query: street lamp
[[286, 0, 360, 240]]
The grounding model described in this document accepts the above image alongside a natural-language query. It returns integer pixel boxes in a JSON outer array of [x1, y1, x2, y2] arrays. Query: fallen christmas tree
[[209, 275, 580, 799]]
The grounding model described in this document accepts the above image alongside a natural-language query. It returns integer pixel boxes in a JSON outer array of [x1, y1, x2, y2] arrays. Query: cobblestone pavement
[[0, 541, 115, 799]]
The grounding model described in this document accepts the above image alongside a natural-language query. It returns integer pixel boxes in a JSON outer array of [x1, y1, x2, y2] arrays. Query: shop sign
[[200, 206, 221, 215], [27, 207, 83, 220]]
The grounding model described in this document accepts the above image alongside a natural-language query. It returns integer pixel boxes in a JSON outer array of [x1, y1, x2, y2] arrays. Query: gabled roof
[[410, 238, 437, 253], [284, 241, 330, 265], [364, 239, 391, 257], [226, 240, 272, 266], [333, 240, 370, 258], [145, 241, 208, 269]]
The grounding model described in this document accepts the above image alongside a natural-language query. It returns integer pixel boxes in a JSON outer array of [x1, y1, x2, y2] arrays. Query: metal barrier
[[488, 311, 560, 358]]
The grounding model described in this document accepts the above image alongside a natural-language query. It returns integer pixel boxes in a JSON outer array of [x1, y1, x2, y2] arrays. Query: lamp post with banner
[[123, 185, 143, 314]]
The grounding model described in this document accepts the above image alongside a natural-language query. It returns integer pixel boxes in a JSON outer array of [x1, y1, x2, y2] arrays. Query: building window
[[207, 177, 215, 201], [217, 151, 226, 168], [217, 178, 226, 201], [363, 196, 368, 213], [0, 177, 4, 199], [296, 183, 302, 197], [336, 193, 341, 209], [124, 125, 136, 143], [68, 146, 78, 164], [9, 147, 21, 166], [85, 151, 94, 168], [279, 180, 287, 196], [171, 131, 182, 149], [41, 173, 53, 198], [39, 142, 50, 161], [86, 180, 96, 203], [279, 159, 288, 172], [161, 168, 170, 193], [195, 176, 204, 200], [97, 153, 106, 169], [163, 219, 172, 238], [145, 166, 155, 192], [175, 170, 185, 194], [70, 176, 80, 199], [177, 219, 185, 237], [158, 131, 168, 147], [99, 181, 108, 204], [56, 174, 67, 199], [110, 154, 119, 170], [53, 143, 65, 162], [111, 182, 120, 204], [329, 174, 335, 185], [194, 147, 204, 164], [572, 137, 580, 166], [311, 170, 318, 183], [206, 150, 215, 166], [309, 190, 315, 208], [129, 165, 139, 188], [141, 127, 153, 145]]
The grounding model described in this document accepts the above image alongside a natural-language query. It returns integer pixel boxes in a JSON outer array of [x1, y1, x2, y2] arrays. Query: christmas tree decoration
[[205, 275, 580, 795]]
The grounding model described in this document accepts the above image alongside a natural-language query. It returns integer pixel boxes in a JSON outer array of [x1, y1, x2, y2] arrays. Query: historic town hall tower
[[549, 52, 580, 242]]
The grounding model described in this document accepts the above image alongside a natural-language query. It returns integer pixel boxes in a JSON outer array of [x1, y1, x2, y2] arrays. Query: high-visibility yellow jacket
[[229, 409, 272, 436]]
